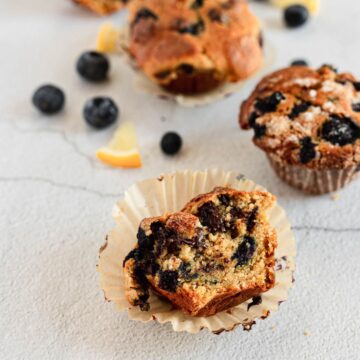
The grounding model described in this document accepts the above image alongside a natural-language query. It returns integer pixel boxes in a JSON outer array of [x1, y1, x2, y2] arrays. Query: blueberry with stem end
[[76, 51, 109, 82], [83, 97, 118, 129]]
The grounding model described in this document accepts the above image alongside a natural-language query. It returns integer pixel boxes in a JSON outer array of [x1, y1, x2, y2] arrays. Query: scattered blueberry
[[320, 115, 360, 146], [255, 92, 285, 113], [284, 5, 309, 28], [232, 236, 257, 267], [291, 59, 308, 67], [83, 97, 118, 129], [160, 132, 182, 155], [76, 51, 109, 82], [299, 136, 317, 164], [32, 84, 65, 115]]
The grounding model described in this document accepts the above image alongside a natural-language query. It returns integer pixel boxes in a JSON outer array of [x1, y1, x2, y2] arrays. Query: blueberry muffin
[[123, 187, 277, 317], [73, 0, 128, 15], [127, 0, 263, 95], [240, 65, 360, 194]]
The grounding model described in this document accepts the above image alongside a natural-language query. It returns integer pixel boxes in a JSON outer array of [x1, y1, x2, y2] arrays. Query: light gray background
[[1, 1, 360, 359]]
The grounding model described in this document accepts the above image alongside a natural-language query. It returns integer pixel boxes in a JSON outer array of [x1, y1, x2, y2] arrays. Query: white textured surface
[[1, 1, 360, 359]]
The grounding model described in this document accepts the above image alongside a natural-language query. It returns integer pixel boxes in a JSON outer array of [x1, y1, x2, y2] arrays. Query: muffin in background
[[239, 64, 360, 194], [127, 0, 263, 95], [73, 0, 128, 15]]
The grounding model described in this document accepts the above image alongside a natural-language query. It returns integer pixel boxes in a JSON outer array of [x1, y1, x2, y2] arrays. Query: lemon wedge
[[271, 0, 320, 14], [96, 121, 142, 168], [96, 23, 120, 53]]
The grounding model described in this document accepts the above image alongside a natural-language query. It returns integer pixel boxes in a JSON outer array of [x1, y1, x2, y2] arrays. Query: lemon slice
[[96, 23, 120, 53], [96, 121, 142, 168], [271, 0, 320, 15]]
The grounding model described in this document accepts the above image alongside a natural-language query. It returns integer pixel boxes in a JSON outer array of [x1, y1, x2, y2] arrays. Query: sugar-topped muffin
[[240, 64, 360, 194], [127, 0, 263, 94], [123, 187, 277, 317]]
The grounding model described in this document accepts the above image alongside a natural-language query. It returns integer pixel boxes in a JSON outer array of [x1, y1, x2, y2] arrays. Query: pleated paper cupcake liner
[[98, 169, 296, 334], [267, 154, 360, 194]]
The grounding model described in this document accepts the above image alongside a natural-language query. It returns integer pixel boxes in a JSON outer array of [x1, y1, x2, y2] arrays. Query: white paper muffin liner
[[115, 27, 275, 107], [267, 154, 360, 194], [98, 169, 296, 334]]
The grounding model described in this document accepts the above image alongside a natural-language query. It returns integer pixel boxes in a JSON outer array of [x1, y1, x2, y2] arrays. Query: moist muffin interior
[[123, 187, 277, 316]]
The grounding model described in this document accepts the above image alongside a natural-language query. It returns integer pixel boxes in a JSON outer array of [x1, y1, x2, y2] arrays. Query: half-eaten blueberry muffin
[[240, 64, 360, 194], [123, 187, 277, 317], [127, 0, 263, 94]]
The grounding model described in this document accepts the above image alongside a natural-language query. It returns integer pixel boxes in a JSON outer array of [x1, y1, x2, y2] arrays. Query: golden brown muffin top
[[128, 0, 263, 85], [240, 65, 360, 170]]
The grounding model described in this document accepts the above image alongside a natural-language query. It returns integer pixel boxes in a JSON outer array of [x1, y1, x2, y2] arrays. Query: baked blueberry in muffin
[[239, 65, 360, 194], [123, 187, 277, 317], [127, 0, 263, 94]]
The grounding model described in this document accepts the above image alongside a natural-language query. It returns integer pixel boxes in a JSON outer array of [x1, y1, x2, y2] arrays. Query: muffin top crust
[[240, 65, 360, 169], [128, 0, 263, 86]]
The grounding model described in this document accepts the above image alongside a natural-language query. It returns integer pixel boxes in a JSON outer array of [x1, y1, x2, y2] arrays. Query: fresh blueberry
[[299, 136, 317, 164], [160, 132, 182, 155], [83, 97, 118, 129], [284, 5, 309, 28], [319, 115, 360, 146], [76, 51, 109, 82], [32, 85, 65, 115], [291, 59, 308, 66]]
